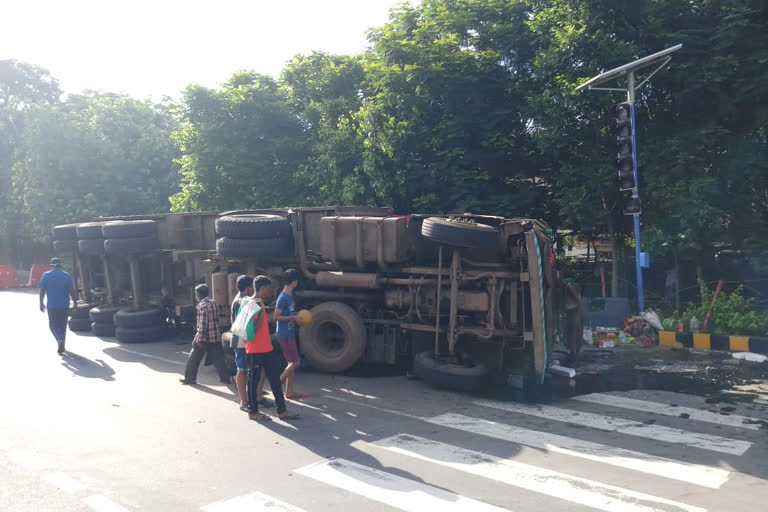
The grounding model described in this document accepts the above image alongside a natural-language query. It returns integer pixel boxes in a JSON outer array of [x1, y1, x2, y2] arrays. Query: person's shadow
[[61, 352, 116, 381]]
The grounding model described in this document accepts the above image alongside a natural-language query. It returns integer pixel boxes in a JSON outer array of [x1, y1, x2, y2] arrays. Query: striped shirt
[[194, 297, 220, 344]]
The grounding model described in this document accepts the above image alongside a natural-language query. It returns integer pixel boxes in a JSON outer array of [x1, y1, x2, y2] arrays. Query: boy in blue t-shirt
[[273, 268, 307, 399]]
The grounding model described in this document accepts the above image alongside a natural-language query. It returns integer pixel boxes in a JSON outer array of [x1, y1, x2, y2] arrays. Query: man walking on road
[[246, 276, 298, 422], [180, 284, 230, 385], [39, 257, 78, 354]]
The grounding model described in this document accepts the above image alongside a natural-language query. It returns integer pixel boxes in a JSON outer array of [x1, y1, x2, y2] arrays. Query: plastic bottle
[[690, 316, 700, 334], [619, 331, 627, 344]]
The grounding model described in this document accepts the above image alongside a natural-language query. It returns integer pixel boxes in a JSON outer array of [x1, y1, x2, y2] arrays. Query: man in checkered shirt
[[180, 284, 231, 385]]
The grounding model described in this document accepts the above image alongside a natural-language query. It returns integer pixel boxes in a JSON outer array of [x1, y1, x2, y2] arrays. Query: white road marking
[[111, 346, 185, 366], [296, 458, 510, 512], [474, 399, 751, 456], [202, 491, 307, 512], [322, 394, 425, 421], [43, 471, 85, 493], [573, 393, 767, 431], [8, 451, 47, 471], [429, 413, 730, 489], [373, 434, 706, 512], [83, 495, 131, 512]]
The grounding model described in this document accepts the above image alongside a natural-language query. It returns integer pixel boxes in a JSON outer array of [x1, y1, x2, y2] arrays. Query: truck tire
[[116, 324, 168, 344], [53, 239, 77, 253], [52, 224, 79, 241], [104, 236, 158, 255], [70, 302, 103, 319], [68, 317, 92, 332], [215, 214, 291, 239], [89, 305, 122, 324], [413, 351, 490, 392], [78, 238, 105, 255], [102, 220, 157, 238], [91, 322, 116, 337], [216, 236, 292, 259], [115, 307, 165, 328], [76, 222, 105, 239], [421, 217, 498, 249], [299, 302, 366, 373]]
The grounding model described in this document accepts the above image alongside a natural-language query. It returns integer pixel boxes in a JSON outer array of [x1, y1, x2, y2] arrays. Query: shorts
[[234, 348, 247, 372], [277, 337, 300, 363]]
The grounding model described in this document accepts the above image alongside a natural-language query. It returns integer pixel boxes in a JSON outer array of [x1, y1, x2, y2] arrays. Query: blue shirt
[[275, 292, 295, 338], [39, 269, 73, 310]]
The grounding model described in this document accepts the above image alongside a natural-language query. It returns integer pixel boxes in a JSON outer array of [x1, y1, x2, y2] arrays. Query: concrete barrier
[[659, 330, 768, 354], [0, 265, 19, 289]]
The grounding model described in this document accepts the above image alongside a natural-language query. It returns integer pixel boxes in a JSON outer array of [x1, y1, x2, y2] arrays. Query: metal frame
[[575, 44, 682, 312]]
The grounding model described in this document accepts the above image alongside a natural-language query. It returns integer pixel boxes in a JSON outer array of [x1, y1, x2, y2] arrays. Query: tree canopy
[[1, 0, 766, 289]]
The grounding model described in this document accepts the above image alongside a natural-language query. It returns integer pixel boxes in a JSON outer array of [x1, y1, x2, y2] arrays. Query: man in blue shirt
[[39, 258, 77, 354]]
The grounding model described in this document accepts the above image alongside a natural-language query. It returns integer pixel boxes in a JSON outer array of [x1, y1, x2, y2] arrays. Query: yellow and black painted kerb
[[659, 331, 768, 354]]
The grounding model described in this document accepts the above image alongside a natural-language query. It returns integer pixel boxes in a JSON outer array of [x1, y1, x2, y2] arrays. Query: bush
[[675, 281, 768, 336]]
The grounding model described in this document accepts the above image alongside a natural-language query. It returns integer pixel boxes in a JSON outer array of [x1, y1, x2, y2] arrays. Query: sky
[[1, 0, 415, 99]]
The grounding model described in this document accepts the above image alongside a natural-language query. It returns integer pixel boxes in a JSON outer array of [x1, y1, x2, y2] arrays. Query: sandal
[[239, 404, 250, 412], [248, 412, 272, 422], [286, 393, 309, 399], [258, 398, 274, 408], [278, 411, 300, 420]]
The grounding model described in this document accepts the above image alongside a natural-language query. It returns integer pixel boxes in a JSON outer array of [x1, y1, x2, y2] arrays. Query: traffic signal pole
[[575, 44, 682, 314], [627, 72, 645, 312]]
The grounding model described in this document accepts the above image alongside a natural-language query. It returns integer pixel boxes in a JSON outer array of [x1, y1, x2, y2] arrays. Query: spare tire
[[104, 236, 158, 255], [421, 217, 498, 249], [52, 224, 79, 241], [116, 324, 168, 344], [78, 238, 105, 255], [89, 305, 122, 324], [53, 239, 77, 253], [76, 222, 105, 239], [215, 214, 291, 239], [68, 317, 92, 332], [299, 302, 366, 373], [102, 220, 157, 239], [91, 322, 116, 337], [216, 236, 292, 259], [115, 307, 165, 328], [413, 351, 490, 392]]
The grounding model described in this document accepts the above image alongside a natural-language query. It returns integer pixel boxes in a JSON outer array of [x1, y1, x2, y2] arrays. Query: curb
[[659, 331, 768, 354]]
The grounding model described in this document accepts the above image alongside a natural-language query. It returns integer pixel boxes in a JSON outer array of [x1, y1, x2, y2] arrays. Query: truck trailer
[[52, 206, 577, 392]]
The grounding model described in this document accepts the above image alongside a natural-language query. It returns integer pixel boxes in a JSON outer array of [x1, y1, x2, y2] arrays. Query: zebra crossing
[[200, 391, 766, 512]]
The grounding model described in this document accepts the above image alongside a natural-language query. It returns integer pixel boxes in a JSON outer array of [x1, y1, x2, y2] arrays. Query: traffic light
[[623, 196, 641, 215], [615, 102, 636, 191]]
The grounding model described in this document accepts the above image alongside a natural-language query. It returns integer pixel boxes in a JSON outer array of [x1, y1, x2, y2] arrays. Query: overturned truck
[[53, 207, 576, 391]]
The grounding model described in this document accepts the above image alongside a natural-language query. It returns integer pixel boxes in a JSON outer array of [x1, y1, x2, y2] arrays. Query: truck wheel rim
[[316, 321, 346, 355]]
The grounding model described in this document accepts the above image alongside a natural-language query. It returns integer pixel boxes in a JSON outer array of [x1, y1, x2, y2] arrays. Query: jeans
[[48, 308, 68, 343], [247, 350, 286, 414]]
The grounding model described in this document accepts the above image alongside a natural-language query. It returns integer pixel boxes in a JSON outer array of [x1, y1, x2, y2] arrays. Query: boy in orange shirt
[[245, 276, 298, 422]]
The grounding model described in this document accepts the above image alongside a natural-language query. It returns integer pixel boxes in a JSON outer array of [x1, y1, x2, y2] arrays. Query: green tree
[[12, 93, 179, 242], [524, 0, 768, 294], [0, 60, 61, 263], [356, 0, 546, 215], [171, 72, 307, 212], [280, 52, 372, 205]]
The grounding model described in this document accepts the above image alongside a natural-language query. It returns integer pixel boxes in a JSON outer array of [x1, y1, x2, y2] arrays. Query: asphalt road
[[2, 289, 767, 512]]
